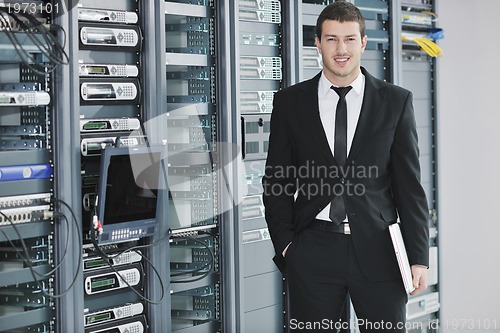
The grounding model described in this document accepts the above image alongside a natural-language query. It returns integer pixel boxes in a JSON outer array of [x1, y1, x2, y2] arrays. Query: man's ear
[[361, 35, 368, 53], [315, 36, 321, 54]]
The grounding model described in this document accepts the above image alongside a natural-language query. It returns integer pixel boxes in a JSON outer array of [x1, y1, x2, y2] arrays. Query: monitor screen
[[97, 145, 166, 244]]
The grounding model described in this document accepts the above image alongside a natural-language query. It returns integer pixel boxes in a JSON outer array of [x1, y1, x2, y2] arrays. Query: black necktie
[[329, 86, 352, 225]]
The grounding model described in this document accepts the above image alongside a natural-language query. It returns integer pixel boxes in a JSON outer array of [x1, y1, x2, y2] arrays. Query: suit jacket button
[[341, 178, 345, 184]]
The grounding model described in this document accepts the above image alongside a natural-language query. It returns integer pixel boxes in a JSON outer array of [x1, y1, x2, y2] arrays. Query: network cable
[[0, 196, 82, 299], [0, 7, 69, 75], [402, 34, 443, 57], [420, 11, 438, 23], [109, 228, 217, 284], [169, 235, 216, 284], [0, 209, 70, 279]]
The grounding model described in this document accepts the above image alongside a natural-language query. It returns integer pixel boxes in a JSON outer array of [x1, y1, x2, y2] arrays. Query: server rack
[[163, 1, 223, 332], [0, 2, 58, 331], [75, 2, 153, 333], [50, 1, 227, 332], [229, 1, 291, 332], [51, 0, 170, 331]]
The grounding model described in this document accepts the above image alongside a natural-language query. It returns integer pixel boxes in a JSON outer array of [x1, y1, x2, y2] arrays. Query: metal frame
[[142, 1, 171, 332], [389, 0, 403, 84], [52, 3, 84, 332], [217, 1, 239, 332]]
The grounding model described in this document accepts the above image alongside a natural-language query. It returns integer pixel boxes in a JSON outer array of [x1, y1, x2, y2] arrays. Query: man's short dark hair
[[316, 1, 366, 40]]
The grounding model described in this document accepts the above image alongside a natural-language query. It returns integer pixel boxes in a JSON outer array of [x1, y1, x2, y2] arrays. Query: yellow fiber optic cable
[[421, 11, 438, 22], [402, 36, 443, 57]]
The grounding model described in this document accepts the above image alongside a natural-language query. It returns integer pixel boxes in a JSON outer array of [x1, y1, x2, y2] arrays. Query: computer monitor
[[96, 144, 166, 244]]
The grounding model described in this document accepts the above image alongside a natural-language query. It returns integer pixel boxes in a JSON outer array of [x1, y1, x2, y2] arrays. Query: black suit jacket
[[262, 67, 429, 281]]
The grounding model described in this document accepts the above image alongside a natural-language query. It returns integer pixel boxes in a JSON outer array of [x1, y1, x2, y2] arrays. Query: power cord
[[89, 209, 167, 304]]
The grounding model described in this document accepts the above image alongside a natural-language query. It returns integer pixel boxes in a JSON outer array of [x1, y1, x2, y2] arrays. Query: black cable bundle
[[0, 6, 69, 75]]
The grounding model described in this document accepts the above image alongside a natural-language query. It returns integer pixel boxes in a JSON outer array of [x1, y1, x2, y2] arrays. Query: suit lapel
[[297, 72, 336, 165], [295, 69, 386, 166], [347, 68, 386, 162]]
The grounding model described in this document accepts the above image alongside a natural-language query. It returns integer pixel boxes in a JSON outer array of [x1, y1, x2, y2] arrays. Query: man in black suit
[[262, 2, 429, 332]]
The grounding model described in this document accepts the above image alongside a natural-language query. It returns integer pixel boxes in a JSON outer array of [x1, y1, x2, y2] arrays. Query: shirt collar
[[318, 71, 364, 98]]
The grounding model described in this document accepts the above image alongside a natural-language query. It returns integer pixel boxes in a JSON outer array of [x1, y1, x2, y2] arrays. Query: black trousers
[[285, 225, 407, 332]]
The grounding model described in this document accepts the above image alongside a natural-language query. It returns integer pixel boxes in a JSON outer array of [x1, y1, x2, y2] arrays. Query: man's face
[[315, 20, 367, 86]]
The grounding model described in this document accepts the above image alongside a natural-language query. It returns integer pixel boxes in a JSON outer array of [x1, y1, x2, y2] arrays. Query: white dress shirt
[[315, 71, 365, 222]]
